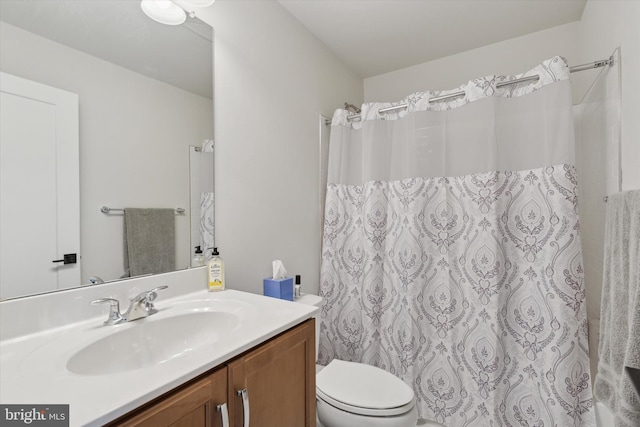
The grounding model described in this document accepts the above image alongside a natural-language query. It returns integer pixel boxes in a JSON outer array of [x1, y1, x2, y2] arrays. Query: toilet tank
[[295, 294, 322, 359]]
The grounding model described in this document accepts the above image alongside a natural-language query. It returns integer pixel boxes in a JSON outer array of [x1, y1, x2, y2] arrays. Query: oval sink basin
[[67, 311, 239, 376]]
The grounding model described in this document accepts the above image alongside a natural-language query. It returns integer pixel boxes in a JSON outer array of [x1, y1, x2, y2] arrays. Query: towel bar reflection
[[100, 206, 185, 215]]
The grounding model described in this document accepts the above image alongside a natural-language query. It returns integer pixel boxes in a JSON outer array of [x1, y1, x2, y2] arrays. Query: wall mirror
[[0, 0, 214, 300]]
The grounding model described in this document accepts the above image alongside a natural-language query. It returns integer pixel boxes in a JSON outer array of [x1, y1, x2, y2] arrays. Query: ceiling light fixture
[[179, 0, 215, 7], [173, 0, 215, 19], [141, 0, 186, 26]]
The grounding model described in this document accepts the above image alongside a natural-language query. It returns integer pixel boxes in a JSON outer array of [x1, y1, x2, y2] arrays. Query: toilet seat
[[316, 359, 415, 417]]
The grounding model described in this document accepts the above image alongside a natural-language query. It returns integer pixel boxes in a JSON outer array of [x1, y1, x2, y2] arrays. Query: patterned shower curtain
[[200, 139, 215, 259], [318, 57, 596, 426]]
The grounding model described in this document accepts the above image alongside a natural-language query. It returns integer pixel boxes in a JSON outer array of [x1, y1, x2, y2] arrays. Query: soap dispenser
[[207, 247, 225, 292], [192, 246, 205, 267]]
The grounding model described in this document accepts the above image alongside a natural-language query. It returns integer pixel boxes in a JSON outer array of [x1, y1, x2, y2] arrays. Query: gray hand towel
[[122, 208, 175, 277], [594, 189, 640, 427]]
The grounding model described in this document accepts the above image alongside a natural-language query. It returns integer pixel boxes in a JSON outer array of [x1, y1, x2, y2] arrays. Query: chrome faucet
[[92, 285, 168, 325], [122, 286, 168, 321]]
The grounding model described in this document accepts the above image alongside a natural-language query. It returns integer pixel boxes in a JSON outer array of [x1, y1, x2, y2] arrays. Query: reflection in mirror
[[0, 0, 214, 300], [190, 140, 215, 262]]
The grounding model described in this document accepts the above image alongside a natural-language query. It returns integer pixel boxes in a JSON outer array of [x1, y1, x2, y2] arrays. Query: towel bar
[[101, 206, 185, 215]]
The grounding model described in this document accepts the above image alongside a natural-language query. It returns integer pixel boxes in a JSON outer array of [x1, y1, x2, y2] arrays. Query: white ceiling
[[278, 0, 587, 78], [1, 1, 587, 90], [0, 0, 213, 99]]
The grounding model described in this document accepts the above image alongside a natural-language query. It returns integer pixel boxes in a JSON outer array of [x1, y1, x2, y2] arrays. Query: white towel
[[594, 189, 640, 427]]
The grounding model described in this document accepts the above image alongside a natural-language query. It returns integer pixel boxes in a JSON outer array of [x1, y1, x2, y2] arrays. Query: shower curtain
[[200, 139, 215, 258], [318, 57, 596, 426]]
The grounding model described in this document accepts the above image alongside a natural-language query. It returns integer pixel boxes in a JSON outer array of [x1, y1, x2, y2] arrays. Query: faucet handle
[[131, 285, 168, 304], [132, 285, 168, 301], [91, 298, 123, 325], [146, 285, 168, 301], [131, 285, 169, 317]]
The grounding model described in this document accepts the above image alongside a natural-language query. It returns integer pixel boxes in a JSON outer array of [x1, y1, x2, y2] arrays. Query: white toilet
[[297, 294, 419, 427]]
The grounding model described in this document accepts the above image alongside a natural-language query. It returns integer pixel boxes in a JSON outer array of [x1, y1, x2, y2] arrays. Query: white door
[[0, 72, 80, 299]]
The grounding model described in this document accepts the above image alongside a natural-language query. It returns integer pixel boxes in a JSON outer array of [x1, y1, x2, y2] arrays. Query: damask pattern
[[200, 192, 214, 258], [318, 165, 596, 426], [200, 139, 215, 259]]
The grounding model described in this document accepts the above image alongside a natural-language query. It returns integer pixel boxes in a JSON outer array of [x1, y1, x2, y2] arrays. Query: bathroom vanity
[[0, 269, 318, 427], [111, 319, 315, 427]]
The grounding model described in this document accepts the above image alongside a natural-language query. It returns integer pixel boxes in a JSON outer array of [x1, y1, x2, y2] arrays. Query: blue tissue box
[[263, 277, 294, 301]]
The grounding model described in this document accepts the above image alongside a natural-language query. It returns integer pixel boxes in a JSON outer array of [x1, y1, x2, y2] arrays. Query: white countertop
[[0, 289, 318, 426]]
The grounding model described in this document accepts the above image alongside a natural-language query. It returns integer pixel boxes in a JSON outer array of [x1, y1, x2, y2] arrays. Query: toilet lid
[[316, 359, 415, 416]]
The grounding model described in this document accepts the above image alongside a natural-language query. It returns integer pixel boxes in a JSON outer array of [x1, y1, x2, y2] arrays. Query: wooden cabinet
[[110, 319, 315, 427], [116, 367, 228, 427], [228, 318, 316, 427]]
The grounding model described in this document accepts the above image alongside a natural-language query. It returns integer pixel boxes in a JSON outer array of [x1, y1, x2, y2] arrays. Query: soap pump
[[207, 247, 225, 292], [192, 245, 205, 267]]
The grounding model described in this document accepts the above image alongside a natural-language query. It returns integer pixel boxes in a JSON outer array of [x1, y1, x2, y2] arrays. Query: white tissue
[[272, 260, 287, 280]]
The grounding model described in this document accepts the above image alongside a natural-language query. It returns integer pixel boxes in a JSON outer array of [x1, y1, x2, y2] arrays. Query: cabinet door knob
[[236, 388, 250, 427], [216, 402, 229, 427]]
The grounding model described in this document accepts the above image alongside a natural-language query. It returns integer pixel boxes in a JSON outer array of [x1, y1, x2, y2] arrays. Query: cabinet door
[[116, 367, 228, 427], [228, 319, 316, 427]]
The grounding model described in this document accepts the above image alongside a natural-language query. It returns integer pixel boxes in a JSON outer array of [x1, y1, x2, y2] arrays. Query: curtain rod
[[346, 56, 614, 122]]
